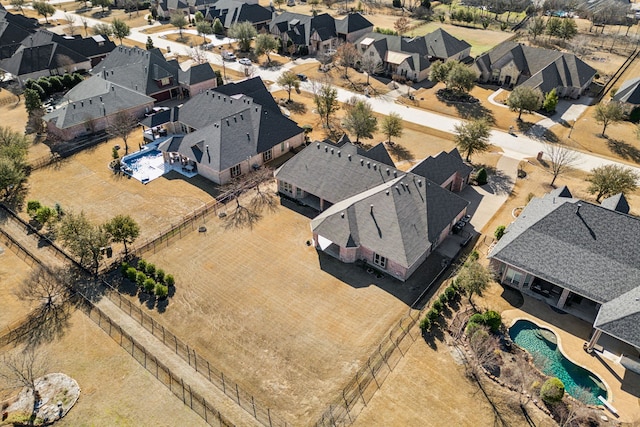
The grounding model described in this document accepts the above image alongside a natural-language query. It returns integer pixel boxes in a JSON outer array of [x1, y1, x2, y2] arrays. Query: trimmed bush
[[155, 283, 168, 298], [540, 377, 565, 403], [144, 278, 156, 293], [61, 73, 74, 88], [137, 259, 147, 271], [156, 269, 165, 283], [465, 320, 482, 336], [427, 308, 439, 321], [494, 225, 506, 241], [445, 286, 456, 301], [483, 310, 502, 332], [419, 317, 431, 332], [432, 299, 443, 312], [27, 200, 42, 216], [165, 274, 175, 287], [121, 262, 130, 275], [136, 271, 147, 287], [126, 267, 138, 282], [145, 263, 156, 277], [469, 313, 484, 324], [438, 293, 448, 306], [476, 168, 488, 185]]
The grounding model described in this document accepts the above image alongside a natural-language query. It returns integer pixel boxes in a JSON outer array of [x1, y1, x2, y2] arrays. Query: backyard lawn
[[0, 245, 36, 330]]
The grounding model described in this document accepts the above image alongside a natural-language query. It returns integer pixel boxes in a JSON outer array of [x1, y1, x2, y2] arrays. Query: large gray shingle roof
[[43, 75, 154, 129], [613, 77, 640, 105], [409, 148, 472, 186], [489, 192, 640, 303]]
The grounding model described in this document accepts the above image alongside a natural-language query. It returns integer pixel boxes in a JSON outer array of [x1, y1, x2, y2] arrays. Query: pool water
[[121, 148, 167, 183], [509, 319, 607, 405]]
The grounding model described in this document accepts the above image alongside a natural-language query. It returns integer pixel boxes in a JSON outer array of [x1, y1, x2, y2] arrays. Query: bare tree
[[359, 55, 383, 86], [188, 45, 208, 64], [543, 143, 579, 186], [80, 17, 89, 37], [248, 168, 278, 214], [14, 267, 73, 309], [106, 111, 138, 154], [0, 346, 48, 396], [222, 175, 262, 229], [64, 13, 76, 36], [335, 43, 360, 79]]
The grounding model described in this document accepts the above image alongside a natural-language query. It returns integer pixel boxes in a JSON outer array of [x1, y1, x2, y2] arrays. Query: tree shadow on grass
[[157, 297, 169, 313], [500, 285, 524, 308], [386, 142, 414, 163], [606, 137, 640, 163], [14, 302, 73, 349], [451, 102, 495, 125], [287, 101, 307, 115]]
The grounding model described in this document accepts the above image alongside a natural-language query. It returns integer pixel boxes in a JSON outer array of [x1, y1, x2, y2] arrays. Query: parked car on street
[[239, 58, 252, 66], [222, 50, 236, 61]]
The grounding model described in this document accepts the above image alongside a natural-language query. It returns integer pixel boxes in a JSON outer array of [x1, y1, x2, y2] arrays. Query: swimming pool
[[509, 319, 607, 405], [120, 147, 167, 183]]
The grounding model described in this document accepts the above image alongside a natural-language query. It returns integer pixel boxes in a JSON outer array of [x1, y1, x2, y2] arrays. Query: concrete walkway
[[0, 212, 262, 427]]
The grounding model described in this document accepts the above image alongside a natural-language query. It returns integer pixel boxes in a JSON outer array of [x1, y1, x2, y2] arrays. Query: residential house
[[155, 77, 304, 184], [409, 148, 472, 192], [354, 28, 472, 82], [612, 77, 640, 114], [269, 12, 373, 56], [92, 46, 217, 102], [0, 7, 39, 60], [0, 28, 115, 85], [474, 41, 596, 98], [488, 187, 640, 352], [274, 139, 469, 281], [43, 75, 155, 140], [203, 0, 273, 31]]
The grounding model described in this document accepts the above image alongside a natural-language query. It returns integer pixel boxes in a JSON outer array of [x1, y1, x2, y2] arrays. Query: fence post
[[268, 408, 272, 427], [182, 378, 186, 403], [235, 383, 240, 404], [222, 372, 225, 393], [251, 396, 256, 418]]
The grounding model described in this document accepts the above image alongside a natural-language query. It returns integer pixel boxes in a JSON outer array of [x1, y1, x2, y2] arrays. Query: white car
[[238, 58, 252, 66]]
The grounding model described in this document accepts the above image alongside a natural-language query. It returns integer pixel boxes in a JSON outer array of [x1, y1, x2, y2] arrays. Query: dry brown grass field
[[23, 137, 218, 242], [0, 311, 208, 427], [130, 202, 412, 423], [0, 246, 36, 329]]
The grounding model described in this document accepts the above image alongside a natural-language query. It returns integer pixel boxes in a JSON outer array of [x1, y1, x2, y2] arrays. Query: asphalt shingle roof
[[595, 286, 640, 348], [600, 193, 630, 214], [297, 142, 468, 269], [489, 191, 640, 304], [409, 148, 472, 186], [43, 75, 154, 129], [613, 77, 640, 105], [160, 78, 302, 170]]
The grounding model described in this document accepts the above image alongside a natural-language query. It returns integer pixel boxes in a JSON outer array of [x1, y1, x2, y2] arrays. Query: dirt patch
[[2, 373, 80, 425]]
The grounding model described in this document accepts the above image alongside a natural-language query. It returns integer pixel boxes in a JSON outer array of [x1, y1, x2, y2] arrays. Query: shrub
[[71, 73, 83, 86], [476, 167, 488, 185], [419, 317, 431, 332], [465, 320, 482, 336], [165, 274, 175, 287], [432, 299, 443, 312], [48, 76, 64, 92], [494, 225, 506, 241], [144, 278, 156, 293], [483, 310, 502, 332], [540, 377, 565, 403], [24, 79, 35, 90], [155, 283, 168, 298], [438, 293, 448, 306], [37, 79, 52, 96], [468, 250, 479, 261], [156, 269, 165, 283], [31, 83, 45, 100], [445, 286, 456, 301], [136, 271, 147, 287], [61, 73, 74, 88], [27, 200, 42, 217], [392, 0, 401, 6], [469, 313, 484, 324], [145, 263, 156, 277], [427, 308, 439, 321], [126, 267, 138, 281], [137, 259, 147, 271], [120, 262, 130, 274]]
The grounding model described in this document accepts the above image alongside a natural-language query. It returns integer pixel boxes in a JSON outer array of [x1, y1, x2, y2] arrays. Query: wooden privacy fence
[[106, 291, 288, 427], [80, 301, 235, 427]]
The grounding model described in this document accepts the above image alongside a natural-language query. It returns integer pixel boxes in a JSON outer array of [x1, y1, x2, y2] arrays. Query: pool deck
[[501, 296, 640, 423]]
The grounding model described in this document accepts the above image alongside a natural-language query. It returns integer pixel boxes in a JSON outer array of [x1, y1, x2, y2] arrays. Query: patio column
[[557, 288, 571, 309], [586, 329, 602, 351]]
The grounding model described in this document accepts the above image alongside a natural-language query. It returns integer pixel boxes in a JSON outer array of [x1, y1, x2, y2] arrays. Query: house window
[[505, 268, 522, 285], [373, 253, 387, 269], [263, 149, 272, 162], [230, 164, 241, 178], [280, 181, 293, 194], [160, 77, 171, 86], [280, 142, 285, 152]]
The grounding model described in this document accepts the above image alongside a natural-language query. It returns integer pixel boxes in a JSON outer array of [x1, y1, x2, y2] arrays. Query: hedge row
[[24, 73, 83, 101], [419, 280, 462, 332], [121, 259, 175, 298]]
